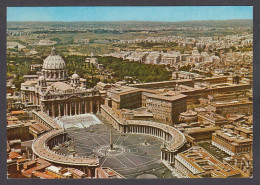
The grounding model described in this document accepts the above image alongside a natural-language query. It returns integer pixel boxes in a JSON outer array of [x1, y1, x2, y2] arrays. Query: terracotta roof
[[33, 111, 61, 129], [33, 171, 56, 179], [17, 158, 27, 163], [11, 110, 25, 115], [30, 123, 50, 134], [9, 152, 21, 159], [69, 168, 86, 177], [23, 159, 51, 176]]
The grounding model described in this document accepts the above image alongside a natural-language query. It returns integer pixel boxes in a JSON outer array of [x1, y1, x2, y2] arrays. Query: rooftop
[[215, 130, 252, 143], [210, 100, 252, 107], [52, 82, 74, 91], [177, 146, 241, 178]]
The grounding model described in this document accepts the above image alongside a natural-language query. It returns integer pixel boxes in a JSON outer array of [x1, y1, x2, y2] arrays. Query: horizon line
[[7, 19, 253, 23]]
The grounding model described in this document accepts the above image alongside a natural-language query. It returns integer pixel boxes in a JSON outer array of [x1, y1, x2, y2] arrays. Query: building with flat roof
[[7, 116, 31, 141], [184, 126, 220, 143], [146, 93, 187, 124], [208, 100, 252, 116], [108, 86, 142, 111], [174, 146, 241, 178], [106, 85, 187, 124], [212, 129, 253, 156]]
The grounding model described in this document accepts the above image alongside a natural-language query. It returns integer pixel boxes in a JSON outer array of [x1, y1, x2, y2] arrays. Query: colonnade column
[[75, 102, 77, 115], [51, 103, 55, 117], [90, 100, 93, 113], [63, 103, 66, 116], [85, 101, 87, 114], [58, 103, 61, 117], [66, 103, 68, 116], [70, 102, 72, 115], [97, 100, 100, 113], [79, 102, 81, 114], [169, 153, 174, 164]]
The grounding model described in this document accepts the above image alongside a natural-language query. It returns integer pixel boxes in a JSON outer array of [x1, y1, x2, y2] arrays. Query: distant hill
[[173, 19, 253, 27], [7, 19, 252, 28]]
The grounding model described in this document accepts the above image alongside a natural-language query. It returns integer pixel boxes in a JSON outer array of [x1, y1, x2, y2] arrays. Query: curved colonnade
[[32, 129, 99, 177], [100, 104, 186, 164]]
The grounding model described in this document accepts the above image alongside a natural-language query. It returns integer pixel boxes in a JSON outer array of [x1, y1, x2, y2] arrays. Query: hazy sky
[[7, 6, 253, 22]]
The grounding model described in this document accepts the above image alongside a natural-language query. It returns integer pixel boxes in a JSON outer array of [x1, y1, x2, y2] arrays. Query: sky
[[7, 6, 253, 22]]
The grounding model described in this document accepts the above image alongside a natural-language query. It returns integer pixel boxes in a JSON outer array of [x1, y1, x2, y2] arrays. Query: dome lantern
[[51, 46, 56, 56]]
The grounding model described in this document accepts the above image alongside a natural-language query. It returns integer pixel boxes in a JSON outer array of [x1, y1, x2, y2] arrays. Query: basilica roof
[[51, 82, 73, 91]]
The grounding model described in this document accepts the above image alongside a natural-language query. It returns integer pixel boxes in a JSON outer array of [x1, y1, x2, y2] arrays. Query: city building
[[184, 126, 220, 143], [7, 116, 31, 141], [95, 167, 125, 178], [174, 146, 241, 178], [212, 128, 253, 156], [146, 93, 187, 124], [38, 39, 56, 46], [198, 112, 229, 126], [208, 100, 253, 116]]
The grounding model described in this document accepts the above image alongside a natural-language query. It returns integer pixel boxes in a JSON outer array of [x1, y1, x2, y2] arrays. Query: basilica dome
[[42, 47, 66, 70], [41, 47, 67, 82]]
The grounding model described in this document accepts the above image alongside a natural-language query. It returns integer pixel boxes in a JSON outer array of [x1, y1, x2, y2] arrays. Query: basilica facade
[[21, 47, 104, 118]]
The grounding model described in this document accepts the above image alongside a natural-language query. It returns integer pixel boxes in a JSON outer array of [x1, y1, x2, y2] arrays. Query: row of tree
[[98, 56, 172, 82]]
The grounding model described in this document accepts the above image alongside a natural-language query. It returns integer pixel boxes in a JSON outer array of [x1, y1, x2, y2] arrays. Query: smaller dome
[[38, 76, 46, 81], [71, 73, 79, 79]]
